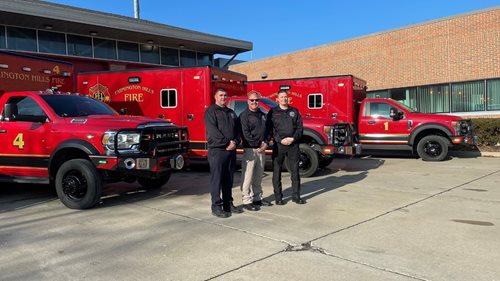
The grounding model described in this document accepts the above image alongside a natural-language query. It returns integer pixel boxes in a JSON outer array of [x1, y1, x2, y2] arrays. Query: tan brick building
[[230, 8, 500, 117]]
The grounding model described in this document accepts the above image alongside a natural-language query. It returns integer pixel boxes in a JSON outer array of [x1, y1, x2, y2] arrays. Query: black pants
[[208, 149, 236, 212], [272, 143, 301, 201]]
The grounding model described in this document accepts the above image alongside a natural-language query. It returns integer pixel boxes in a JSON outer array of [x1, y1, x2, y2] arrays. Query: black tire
[[319, 157, 334, 168], [55, 159, 102, 209], [416, 135, 449, 161], [285, 144, 319, 178], [137, 172, 171, 189]]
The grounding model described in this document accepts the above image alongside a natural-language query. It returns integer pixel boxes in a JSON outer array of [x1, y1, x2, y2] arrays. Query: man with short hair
[[266, 90, 305, 205], [204, 88, 242, 218], [239, 92, 271, 211]]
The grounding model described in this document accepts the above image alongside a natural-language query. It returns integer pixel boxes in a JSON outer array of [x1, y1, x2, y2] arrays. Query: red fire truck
[[0, 90, 189, 209], [248, 75, 476, 161], [77, 67, 358, 177], [0, 50, 73, 94]]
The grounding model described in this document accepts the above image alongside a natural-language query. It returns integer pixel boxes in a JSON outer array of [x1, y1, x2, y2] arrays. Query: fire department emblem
[[89, 83, 111, 103], [289, 111, 296, 118]]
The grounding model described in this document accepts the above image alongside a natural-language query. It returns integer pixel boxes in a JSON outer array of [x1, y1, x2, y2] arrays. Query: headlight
[[116, 133, 141, 149], [324, 126, 333, 144], [451, 121, 469, 135], [102, 131, 141, 153]]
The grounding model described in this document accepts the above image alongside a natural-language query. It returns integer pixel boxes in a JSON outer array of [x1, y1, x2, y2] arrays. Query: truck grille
[[140, 127, 189, 157]]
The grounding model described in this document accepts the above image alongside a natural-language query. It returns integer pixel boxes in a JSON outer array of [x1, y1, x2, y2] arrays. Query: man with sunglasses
[[238, 92, 272, 211], [266, 90, 305, 205]]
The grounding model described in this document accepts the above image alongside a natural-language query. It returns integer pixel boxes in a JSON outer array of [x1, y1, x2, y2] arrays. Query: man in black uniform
[[239, 92, 271, 211], [204, 88, 242, 218], [266, 90, 305, 205]]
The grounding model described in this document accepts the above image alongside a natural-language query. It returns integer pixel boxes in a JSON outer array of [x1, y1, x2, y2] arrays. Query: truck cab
[[227, 96, 359, 177], [358, 98, 475, 161], [0, 90, 189, 209]]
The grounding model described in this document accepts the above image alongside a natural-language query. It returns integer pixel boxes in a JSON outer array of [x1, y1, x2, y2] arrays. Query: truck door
[[0, 96, 51, 178], [358, 101, 409, 146]]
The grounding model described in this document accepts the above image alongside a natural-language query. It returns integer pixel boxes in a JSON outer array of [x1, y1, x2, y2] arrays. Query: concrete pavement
[[1, 155, 499, 280]]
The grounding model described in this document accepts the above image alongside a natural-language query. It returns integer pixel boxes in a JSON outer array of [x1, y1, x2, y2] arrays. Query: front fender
[[408, 123, 453, 146]]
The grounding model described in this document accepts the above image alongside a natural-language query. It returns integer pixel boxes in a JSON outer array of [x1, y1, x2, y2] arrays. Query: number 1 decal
[[384, 122, 389, 131], [13, 133, 25, 149]]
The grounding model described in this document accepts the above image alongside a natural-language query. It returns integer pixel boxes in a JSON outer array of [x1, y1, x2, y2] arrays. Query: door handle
[[187, 114, 194, 121], [0, 129, 6, 133], [367, 121, 376, 125]]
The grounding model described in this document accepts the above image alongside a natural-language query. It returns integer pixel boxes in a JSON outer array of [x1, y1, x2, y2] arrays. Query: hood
[[408, 112, 463, 122], [65, 115, 176, 129]]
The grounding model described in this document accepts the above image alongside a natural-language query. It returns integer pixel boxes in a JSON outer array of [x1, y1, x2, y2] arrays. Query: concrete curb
[[450, 150, 500, 158]]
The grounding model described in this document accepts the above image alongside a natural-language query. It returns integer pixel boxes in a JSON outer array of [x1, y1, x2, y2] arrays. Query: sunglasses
[[249, 99, 259, 102]]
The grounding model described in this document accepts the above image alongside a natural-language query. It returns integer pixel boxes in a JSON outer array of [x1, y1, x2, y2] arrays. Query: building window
[[160, 89, 177, 108], [451, 80, 485, 112], [391, 88, 417, 109], [197, 52, 213, 66], [418, 84, 449, 113], [367, 90, 389, 98], [308, 93, 323, 108], [67, 34, 92, 57], [363, 101, 391, 118], [140, 44, 160, 64], [160, 47, 179, 66], [180, 50, 196, 66], [117, 41, 139, 62], [487, 79, 500, 111], [38, 30, 66, 55], [93, 38, 117, 59], [6, 27, 36, 52], [0, 25, 5, 49]]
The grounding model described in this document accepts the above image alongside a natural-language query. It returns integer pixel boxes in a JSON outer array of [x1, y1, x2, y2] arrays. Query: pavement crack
[[284, 241, 327, 255]]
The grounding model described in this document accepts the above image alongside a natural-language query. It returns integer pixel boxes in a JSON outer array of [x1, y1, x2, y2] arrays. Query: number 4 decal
[[13, 133, 25, 149]]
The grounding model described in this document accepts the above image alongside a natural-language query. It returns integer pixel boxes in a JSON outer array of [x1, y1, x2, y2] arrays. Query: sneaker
[[242, 204, 260, 211], [292, 197, 306, 204], [212, 208, 230, 218], [275, 199, 285, 205], [253, 199, 273, 206], [231, 203, 243, 214]]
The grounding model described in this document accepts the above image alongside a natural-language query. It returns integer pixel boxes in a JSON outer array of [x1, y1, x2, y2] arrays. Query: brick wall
[[230, 8, 500, 91]]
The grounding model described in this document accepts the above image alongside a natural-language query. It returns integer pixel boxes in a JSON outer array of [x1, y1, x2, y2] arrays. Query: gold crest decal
[[89, 83, 111, 103]]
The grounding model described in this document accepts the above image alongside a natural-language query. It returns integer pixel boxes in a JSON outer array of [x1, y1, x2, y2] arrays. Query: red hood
[[407, 112, 463, 122]]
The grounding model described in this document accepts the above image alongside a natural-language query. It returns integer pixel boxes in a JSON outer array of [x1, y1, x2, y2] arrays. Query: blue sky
[[46, 0, 499, 61]]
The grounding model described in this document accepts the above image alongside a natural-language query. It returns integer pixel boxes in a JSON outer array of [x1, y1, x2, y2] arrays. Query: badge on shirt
[[289, 111, 295, 118], [231, 112, 236, 119]]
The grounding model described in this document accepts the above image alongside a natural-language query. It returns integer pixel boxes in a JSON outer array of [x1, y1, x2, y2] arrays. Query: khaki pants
[[240, 148, 265, 204]]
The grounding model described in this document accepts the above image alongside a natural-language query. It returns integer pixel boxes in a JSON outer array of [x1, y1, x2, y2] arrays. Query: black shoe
[[212, 208, 230, 218], [275, 199, 285, 205], [242, 204, 260, 211], [292, 198, 306, 204], [254, 199, 273, 206], [231, 204, 243, 213]]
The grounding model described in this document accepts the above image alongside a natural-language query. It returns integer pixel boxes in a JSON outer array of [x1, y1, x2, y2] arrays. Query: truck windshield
[[41, 95, 117, 117], [260, 98, 278, 109]]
